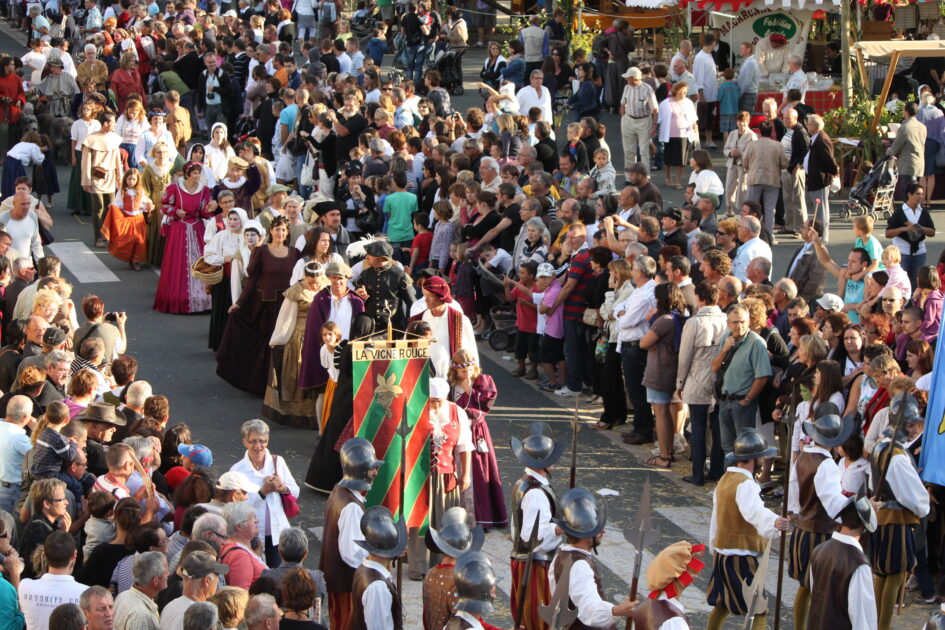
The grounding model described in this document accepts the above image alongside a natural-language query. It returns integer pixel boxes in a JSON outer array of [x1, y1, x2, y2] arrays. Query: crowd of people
[[0, 0, 939, 627]]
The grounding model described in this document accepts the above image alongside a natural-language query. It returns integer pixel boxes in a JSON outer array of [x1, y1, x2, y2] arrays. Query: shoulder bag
[[274, 455, 300, 518]]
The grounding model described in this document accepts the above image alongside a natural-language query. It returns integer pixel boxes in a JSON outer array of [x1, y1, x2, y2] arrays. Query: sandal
[[539, 383, 558, 392], [645, 455, 674, 468], [593, 420, 614, 430], [132, 263, 142, 271], [511, 368, 526, 377]]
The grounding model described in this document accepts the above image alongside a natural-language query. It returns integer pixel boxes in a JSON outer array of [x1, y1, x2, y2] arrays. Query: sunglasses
[[382, 87, 392, 91]]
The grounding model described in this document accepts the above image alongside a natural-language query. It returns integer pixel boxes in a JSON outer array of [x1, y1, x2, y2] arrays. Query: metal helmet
[[553, 487, 607, 539], [886, 392, 922, 441], [338, 437, 384, 492], [925, 605, 945, 630], [801, 402, 854, 448], [428, 506, 484, 558], [452, 551, 497, 614], [355, 506, 408, 558], [724, 428, 777, 467], [510, 422, 565, 470], [839, 486, 878, 533]]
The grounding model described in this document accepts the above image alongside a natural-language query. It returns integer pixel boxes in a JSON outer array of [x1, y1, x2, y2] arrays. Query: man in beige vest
[[706, 429, 789, 630], [164, 90, 192, 154], [81, 111, 122, 248]]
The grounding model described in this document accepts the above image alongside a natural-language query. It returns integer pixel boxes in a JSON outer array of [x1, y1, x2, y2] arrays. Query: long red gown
[[153, 181, 212, 314]]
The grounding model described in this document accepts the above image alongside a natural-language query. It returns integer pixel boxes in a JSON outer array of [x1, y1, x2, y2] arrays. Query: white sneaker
[[705, 141, 718, 149], [585, 394, 602, 405], [906, 574, 919, 592], [555, 386, 581, 397], [673, 433, 688, 454]]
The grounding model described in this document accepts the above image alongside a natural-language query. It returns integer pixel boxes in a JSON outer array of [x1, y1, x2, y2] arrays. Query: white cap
[[216, 471, 261, 493], [622, 67, 642, 79], [536, 262, 555, 278], [816, 293, 844, 312], [429, 377, 450, 400]]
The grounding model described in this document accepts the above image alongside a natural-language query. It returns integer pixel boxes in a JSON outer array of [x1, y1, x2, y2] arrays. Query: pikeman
[[444, 551, 501, 630], [351, 505, 408, 630], [706, 429, 790, 630], [509, 422, 565, 630], [806, 492, 878, 630], [422, 506, 484, 630], [869, 392, 930, 630], [319, 437, 384, 630], [786, 402, 851, 629], [548, 488, 638, 627]]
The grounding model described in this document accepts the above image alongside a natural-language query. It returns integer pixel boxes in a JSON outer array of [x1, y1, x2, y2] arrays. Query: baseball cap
[[216, 471, 260, 493], [697, 191, 720, 208], [816, 293, 844, 312], [180, 551, 229, 579], [43, 326, 67, 346], [178, 443, 213, 467], [662, 207, 683, 223], [164, 466, 191, 490], [536, 263, 555, 278], [622, 67, 642, 79]]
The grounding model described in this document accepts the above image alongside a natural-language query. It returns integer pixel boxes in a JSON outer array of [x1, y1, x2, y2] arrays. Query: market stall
[[681, 0, 843, 112]]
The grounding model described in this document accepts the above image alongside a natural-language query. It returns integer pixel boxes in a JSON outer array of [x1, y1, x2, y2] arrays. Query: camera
[[105, 312, 118, 323]]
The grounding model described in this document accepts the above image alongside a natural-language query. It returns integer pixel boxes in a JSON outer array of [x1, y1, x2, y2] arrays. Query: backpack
[[429, 87, 452, 117]]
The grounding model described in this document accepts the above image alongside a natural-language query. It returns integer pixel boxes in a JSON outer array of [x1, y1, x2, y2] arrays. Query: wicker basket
[[190, 256, 223, 285]]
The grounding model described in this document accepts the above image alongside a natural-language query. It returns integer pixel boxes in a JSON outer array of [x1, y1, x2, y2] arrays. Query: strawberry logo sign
[[753, 13, 798, 40]]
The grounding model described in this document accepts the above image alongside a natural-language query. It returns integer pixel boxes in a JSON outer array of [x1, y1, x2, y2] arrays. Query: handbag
[[92, 165, 107, 180], [274, 455, 300, 518], [582, 308, 600, 327], [593, 333, 608, 364], [714, 336, 741, 398]]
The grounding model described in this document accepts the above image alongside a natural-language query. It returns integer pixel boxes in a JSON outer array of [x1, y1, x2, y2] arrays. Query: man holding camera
[[73, 294, 127, 363]]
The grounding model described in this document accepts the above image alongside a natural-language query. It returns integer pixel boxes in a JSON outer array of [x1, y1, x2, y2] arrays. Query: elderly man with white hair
[[113, 551, 168, 630], [182, 603, 218, 630], [516, 70, 553, 125], [479, 157, 501, 193], [244, 595, 280, 630], [0, 394, 33, 513], [260, 527, 328, 613], [119, 380, 152, 426], [732, 216, 772, 283], [783, 54, 809, 102], [670, 39, 692, 81], [167, 512, 229, 572]]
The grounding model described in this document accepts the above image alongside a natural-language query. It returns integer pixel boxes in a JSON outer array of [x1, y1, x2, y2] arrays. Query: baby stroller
[[350, 11, 377, 40], [839, 155, 897, 220], [487, 304, 517, 351], [436, 46, 466, 95]]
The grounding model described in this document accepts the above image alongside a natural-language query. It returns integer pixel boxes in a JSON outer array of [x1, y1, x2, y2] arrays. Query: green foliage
[[822, 95, 906, 163], [570, 26, 600, 56]]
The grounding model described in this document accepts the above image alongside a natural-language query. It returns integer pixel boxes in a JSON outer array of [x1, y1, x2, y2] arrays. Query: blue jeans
[[620, 342, 653, 440], [563, 319, 592, 392], [406, 44, 427, 84], [901, 252, 927, 291], [0, 482, 19, 515], [719, 398, 759, 454], [689, 404, 724, 483]]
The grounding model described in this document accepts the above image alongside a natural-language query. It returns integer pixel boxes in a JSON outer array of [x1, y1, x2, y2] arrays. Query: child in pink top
[[537, 264, 565, 391]]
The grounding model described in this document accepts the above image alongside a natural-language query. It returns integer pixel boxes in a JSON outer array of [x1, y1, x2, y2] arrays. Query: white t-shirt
[[160, 595, 196, 630], [19, 574, 89, 630]]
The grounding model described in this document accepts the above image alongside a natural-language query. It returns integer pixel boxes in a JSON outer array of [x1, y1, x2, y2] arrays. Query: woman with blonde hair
[[658, 80, 698, 189], [115, 98, 148, 171], [495, 113, 525, 160], [447, 349, 506, 528], [716, 217, 740, 259], [109, 53, 143, 118], [210, 587, 250, 630], [141, 143, 174, 267], [594, 258, 634, 430], [31, 289, 61, 324]]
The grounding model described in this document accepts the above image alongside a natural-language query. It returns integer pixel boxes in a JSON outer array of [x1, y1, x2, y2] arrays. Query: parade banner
[[351, 339, 432, 531], [920, 331, 945, 486]]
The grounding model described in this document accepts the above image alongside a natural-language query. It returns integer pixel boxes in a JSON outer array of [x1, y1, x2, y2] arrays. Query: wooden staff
[[773, 403, 793, 630]]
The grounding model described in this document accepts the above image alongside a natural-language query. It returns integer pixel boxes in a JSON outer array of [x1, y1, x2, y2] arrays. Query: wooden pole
[[869, 50, 901, 136], [772, 406, 794, 630], [855, 47, 869, 95], [841, 0, 852, 107]]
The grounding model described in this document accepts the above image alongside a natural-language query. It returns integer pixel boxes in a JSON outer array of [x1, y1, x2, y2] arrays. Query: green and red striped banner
[[351, 340, 432, 532]]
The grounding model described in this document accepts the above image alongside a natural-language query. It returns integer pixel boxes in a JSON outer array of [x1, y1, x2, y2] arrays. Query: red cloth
[[153, 183, 212, 313], [110, 68, 143, 114], [219, 542, 267, 589], [753, 90, 842, 115], [511, 285, 538, 333], [328, 592, 352, 630], [0, 73, 25, 124], [411, 231, 433, 267], [509, 559, 550, 630]]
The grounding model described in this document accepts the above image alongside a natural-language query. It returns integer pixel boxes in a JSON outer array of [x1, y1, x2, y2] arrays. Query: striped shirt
[[563, 249, 593, 321], [29, 428, 77, 479], [620, 81, 657, 118]]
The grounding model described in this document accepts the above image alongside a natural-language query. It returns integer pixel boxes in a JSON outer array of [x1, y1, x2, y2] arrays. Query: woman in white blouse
[[688, 148, 725, 199], [115, 98, 148, 170], [229, 419, 301, 567], [205, 123, 236, 183], [134, 110, 177, 168], [204, 206, 248, 351]]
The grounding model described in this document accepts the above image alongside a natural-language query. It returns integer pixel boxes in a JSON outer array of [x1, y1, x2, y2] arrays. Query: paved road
[[0, 23, 941, 628]]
